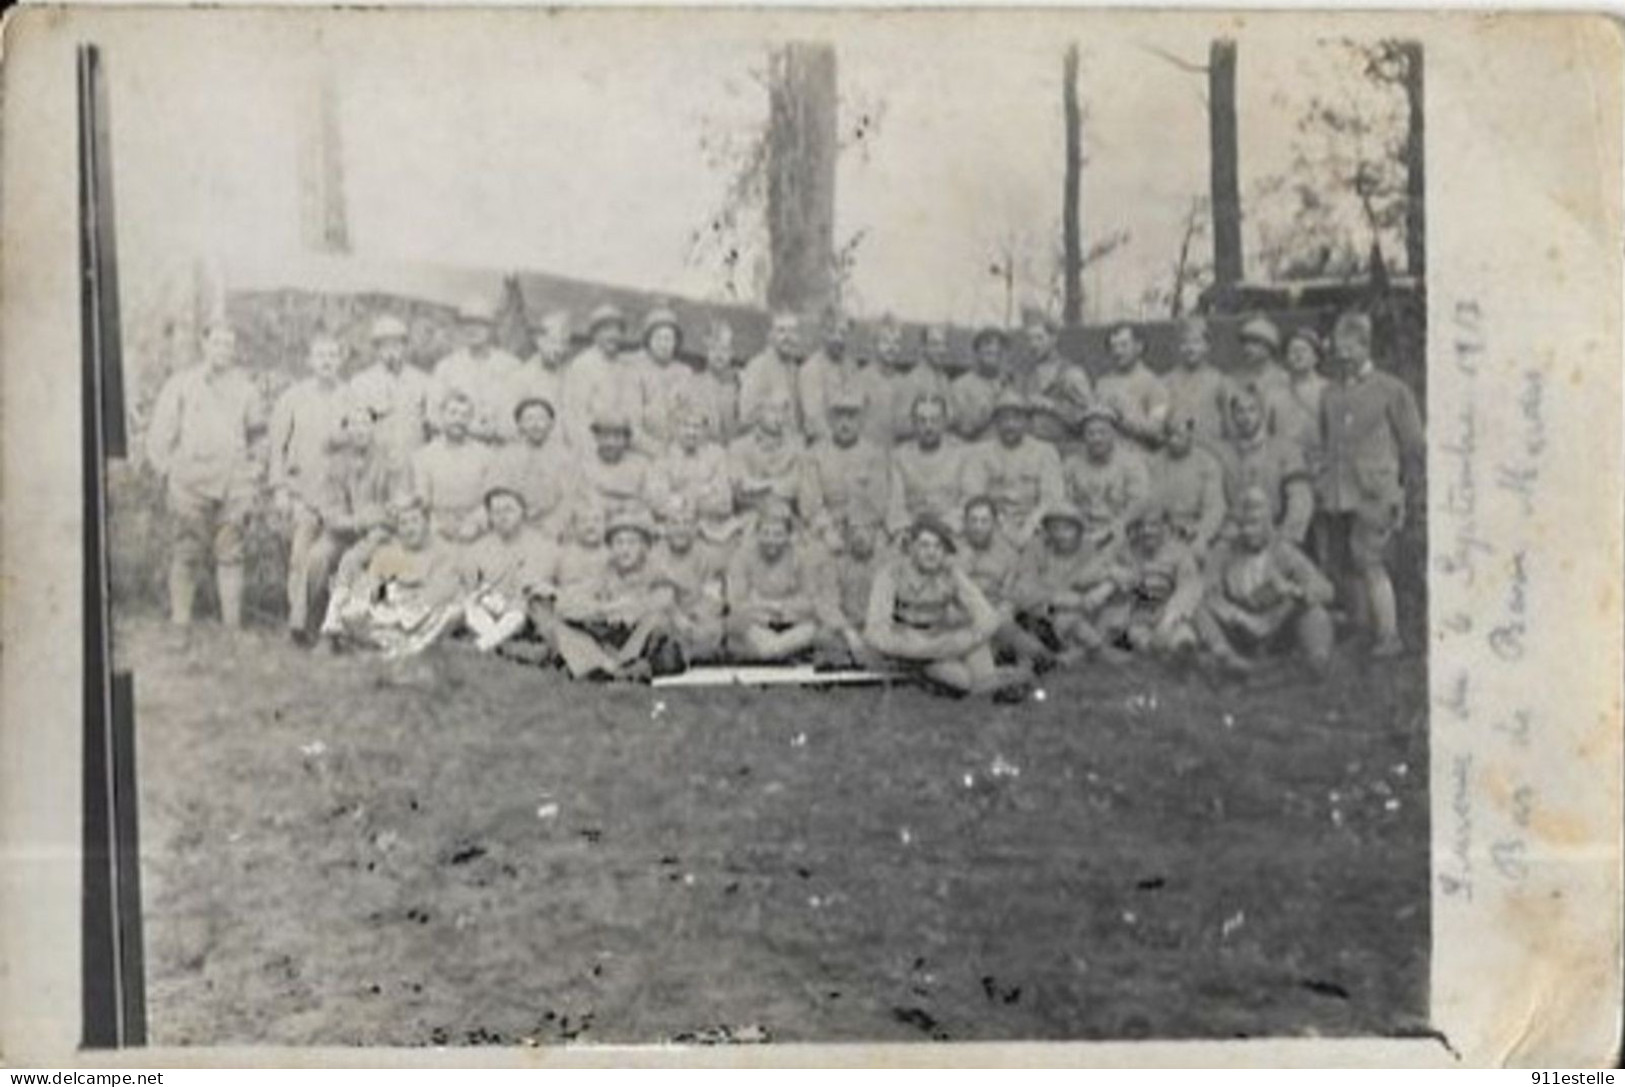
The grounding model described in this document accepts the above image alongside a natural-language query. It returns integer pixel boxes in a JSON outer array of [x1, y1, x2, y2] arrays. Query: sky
[[105, 11, 1404, 329]]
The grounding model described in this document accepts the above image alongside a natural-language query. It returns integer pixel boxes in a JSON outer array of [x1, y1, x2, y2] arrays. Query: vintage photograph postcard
[[0, 6, 1620, 1067]]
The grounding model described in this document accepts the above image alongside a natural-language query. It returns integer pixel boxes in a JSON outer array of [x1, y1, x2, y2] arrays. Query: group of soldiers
[[143, 294, 1424, 694]]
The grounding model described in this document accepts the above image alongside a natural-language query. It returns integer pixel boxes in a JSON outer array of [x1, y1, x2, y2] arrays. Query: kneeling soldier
[[1196, 487, 1336, 675], [1008, 505, 1112, 663]]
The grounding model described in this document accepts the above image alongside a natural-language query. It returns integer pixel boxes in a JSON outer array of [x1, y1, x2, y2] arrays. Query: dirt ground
[[120, 615, 1429, 1047]]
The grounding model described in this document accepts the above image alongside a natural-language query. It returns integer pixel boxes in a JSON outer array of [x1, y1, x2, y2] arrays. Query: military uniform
[[798, 350, 881, 445], [887, 436, 970, 537], [561, 345, 648, 452], [1095, 364, 1171, 449], [739, 347, 804, 436], [1091, 530, 1203, 651], [323, 530, 463, 658], [958, 532, 1020, 611], [961, 435, 1065, 545], [1018, 353, 1094, 446], [408, 435, 495, 543], [349, 359, 433, 464], [731, 427, 806, 516], [1215, 432, 1314, 545], [574, 444, 655, 525], [948, 370, 1004, 443], [799, 434, 892, 546], [1164, 366, 1229, 447], [502, 359, 569, 442], [486, 437, 573, 538], [873, 364, 947, 447], [650, 441, 738, 546], [292, 437, 411, 635], [653, 537, 727, 661], [1152, 443, 1228, 553], [1062, 446, 1151, 545], [460, 523, 562, 651], [1316, 360, 1425, 570], [432, 345, 522, 440]]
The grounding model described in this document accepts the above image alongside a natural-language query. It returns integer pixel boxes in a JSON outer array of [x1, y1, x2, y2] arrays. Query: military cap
[[904, 515, 958, 555], [991, 387, 1030, 415], [588, 303, 628, 335], [972, 326, 1009, 351], [604, 508, 657, 544], [1039, 505, 1087, 531], [641, 306, 682, 345], [589, 410, 633, 434], [1238, 315, 1282, 352]]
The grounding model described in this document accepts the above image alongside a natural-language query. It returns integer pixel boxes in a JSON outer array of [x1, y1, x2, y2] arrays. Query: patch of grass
[[124, 616, 1428, 1047]]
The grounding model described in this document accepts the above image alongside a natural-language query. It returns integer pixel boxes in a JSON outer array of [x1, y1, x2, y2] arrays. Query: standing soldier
[[864, 516, 1028, 697], [1164, 317, 1228, 447], [1316, 309, 1424, 658], [269, 334, 354, 642], [145, 322, 263, 630], [922, 323, 964, 384], [409, 388, 495, 545], [886, 394, 970, 539], [1152, 407, 1228, 556], [1095, 321, 1171, 451], [739, 311, 806, 439], [1229, 315, 1295, 439], [694, 319, 742, 447], [949, 327, 1010, 443], [872, 315, 946, 446], [798, 311, 877, 445], [432, 296, 522, 442], [799, 388, 892, 554], [960, 388, 1066, 548], [486, 397, 571, 539], [349, 314, 432, 466], [724, 499, 854, 663], [1015, 306, 1093, 447], [561, 304, 637, 452], [1278, 326, 1330, 474], [1062, 403, 1151, 549], [1215, 382, 1315, 546], [633, 306, 698, 453], [505, 309, 574, 442]]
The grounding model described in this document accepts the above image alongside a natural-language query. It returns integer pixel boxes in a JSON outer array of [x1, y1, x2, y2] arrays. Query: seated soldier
[[1196, 487, 1336, 676], [290, 407, 410, 647], [1090, 501, 1204, 660], [459, 487, 561, 654], [1062, 402, 1151, 549], [1008, 505, 1112, 663], [409, 388, 494, 545], [724, 498, 856, 662], [320, 495, 464, 660], [960, 495, 1052, 667], [1152, 406, 1228, 557], [486, 397, 571, 539], [960, 388, 1065, 548], [886, 393, 970, 539], [574, 410, 654, 526], [864, 515, 1030, 698], [1215, 382, 1314, 545], [553, 510, 678, 681], [652, 497, 727, 664], [731, 396, 805, 517], [649, 406, 740, 549], [799, 388, 892, 555]]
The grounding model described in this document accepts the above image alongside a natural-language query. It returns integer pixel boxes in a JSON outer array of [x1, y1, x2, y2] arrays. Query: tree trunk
[[766, 43, 838, 316], [299, 56, 350, 254], [1399, 41, 1425, 279], [1061, 44, 1083, 326], [1209, 40, 1243, 303]]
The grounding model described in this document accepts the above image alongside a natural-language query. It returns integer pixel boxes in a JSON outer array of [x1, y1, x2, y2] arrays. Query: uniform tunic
[[731, 432, 806, 515], [1008, 539, 1109, 617], [146, 364, 262, 506], [690, 369, 742, 447], [409, 437, 495, 542], [653, 540, 726, 651], [1317, 363, 1425, 520], [1223, 365, 1296, 440], [834, 550, 880, 628], [1277, 373, 1328, 472], [1215, 434, 1313, 544], [1062, 448, 1151, 543], [958, 535, 1020, 610], [557, 554, 670, 629], [432, 346, 522, 439], [798, 352, 881, 444], [348, 361, 433, 464], [739, 348, 803, 435], [1095, 364, 1171, 447], [486, 439, 573, 536], [1206, 536, 1335, 617], [503, 357, 570, 439], [561, 347, 648, 451], [799, 437, 892, 536], [574, 449, 654, 524], [1164, 366, 1229, 445], [268, 376, 352, 502], [461, 527, 561, 606], [961, 438, 1066, 542], [1151, 445, 1228, 551], [725, 538, 842, 628], [1094, 536, 1202, 632], [948, 371, 1004, 443], [887, 438, 970, 534], [650, 444, 735, 524], [1018, 355, 1094, 445], [873, 365, 947, 446]]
